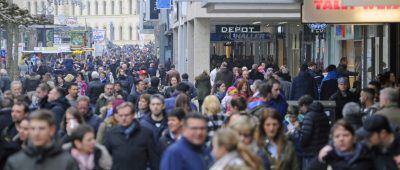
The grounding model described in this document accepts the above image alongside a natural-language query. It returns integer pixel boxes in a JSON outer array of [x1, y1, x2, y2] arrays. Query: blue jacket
[[247, 95, 288, 117], [165, 95, 197, 114], [139, 114, 168, 142], [160, 137, 213, 170], [290, 71, 318, 100], [84, 111, 103, 134]]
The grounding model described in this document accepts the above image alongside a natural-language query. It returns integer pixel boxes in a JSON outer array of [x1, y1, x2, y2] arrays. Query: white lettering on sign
[[221, 26, 257, 33]]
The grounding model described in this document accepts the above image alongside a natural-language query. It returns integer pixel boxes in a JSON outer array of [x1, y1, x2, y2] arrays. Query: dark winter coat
[[320, 71, 338, 100], [269, 94, 289, 117], [87, 79, 104, 104], [157, 130, 177, 155], [300, 102, 331, 157], [0, 75, 10, 92], [290, 71, 318, 100], [44, 97, 71, 130], [215, 68, 234, 88], [182, 79, 197, 99], [139, 114, 168, 142], [307, 143, 374, 170], [24, 74, 41, 92], [160, 137, 213, 170], [195, 73, 212, 101], [144, 86, 161, 95], [103, 121, 159, 170], [4, 141, 79, 170], [370, 133, 400, 170], [337, 64, 357, 78], [329, 90, 358, 120], [84, 111, 103, 134], [0, 108, 12, 131]]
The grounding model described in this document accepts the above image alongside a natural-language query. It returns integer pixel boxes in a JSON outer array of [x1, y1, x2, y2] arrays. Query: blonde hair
[[213, 128, 262, 170], [202, 95, 221, 115]]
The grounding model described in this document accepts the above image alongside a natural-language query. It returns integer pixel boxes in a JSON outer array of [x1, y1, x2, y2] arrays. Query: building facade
[[14, 0, 152, 46]]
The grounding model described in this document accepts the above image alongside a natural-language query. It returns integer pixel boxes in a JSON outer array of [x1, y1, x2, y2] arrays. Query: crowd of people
[[0, 54, 399, 170]]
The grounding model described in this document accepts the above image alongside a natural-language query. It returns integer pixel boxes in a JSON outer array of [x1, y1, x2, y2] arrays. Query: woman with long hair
[[175, 93, 191, 114], [258, 108, 299, 170], [210, 128, 263, 170], [164, 76, 179, 98], [211, 81, 226, 101], [202, 95, 226, 145], [230, 115, 271, 170], [236, 79, 251, 99], [137, 94, 151, 119], [59, 107, 85, 145], [307, 119, 374, 170]]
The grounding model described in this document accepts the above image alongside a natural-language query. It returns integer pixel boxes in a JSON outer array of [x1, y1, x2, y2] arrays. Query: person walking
[[290, 64, 318, 100], [195, 71, 211, 112]]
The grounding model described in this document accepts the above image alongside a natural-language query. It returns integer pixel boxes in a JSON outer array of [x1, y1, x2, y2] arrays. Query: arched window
[[119, 26, 123, 40], [129, 0, 132, 14], [34, 2, 38, 14], [103, 1, 106, 15], [95, 1, 99, 15], [111, 1, 115, 15], [119, 1, 122, 14], [129, 26, 133, 40], [110, 23, 115, 41], [27, 2, 31, 12], [87, 1, 90, 15]]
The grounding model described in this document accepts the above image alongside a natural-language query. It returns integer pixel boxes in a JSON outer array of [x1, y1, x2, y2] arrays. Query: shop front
[[302, 0, 400, 87]]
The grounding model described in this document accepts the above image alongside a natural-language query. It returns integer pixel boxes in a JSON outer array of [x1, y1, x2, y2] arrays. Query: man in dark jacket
[[44, 87, 71, 130], [0, 69, 11, 92], [144, 76, 161, 95], [103, 102, 159, 170], [215, 63, 234, 87], [114, 82, 128, 100], [95, 83, 117, 115], [160, 113, 213, 170], [0, 98, 13, 131], [181, 73, 197, 99], [357, 115, 400, 170], [329, 77, 358, 120], [268, 79, 288, 117], [320, 65, 338, 100], [4, 110, 79, 170], [148, 63, 157, 77], [166, 64, 180, 84], [337, 57, 358, 78], [77, 96, 102, 134], [87, 71, 104, 105], [300, 102, 330, 169], [140, 95, 168, 142], [290, 64, 318, 100], [23, 72, 41, 93], [128, 79, 146, 109]]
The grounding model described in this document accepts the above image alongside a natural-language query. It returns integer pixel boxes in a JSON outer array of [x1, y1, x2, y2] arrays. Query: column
[[193, 18, 210, 81], [187, 21, 194, 81]]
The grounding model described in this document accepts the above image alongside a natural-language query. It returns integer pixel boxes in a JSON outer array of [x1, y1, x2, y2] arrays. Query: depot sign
[[216, 25, 260, 33], [302, 0, 400, 23]]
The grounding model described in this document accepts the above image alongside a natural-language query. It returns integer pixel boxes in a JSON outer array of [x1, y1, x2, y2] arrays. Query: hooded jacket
[[215, 68, 234, 88], [44, 97, 71, 130], [195, 73, 212, 101], [24, 74, 41, 92], [4, 141, 79, 170], [300, 102, 331, 157]]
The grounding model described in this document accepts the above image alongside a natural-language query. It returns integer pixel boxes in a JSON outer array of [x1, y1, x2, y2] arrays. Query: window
[[87, 2, 90, 15], [41, 1, 45, 14], [111, 1, 115, 15], [34, 2, 38, 14], [110, 23, 115, 41], [95, 1, 99, 15], [27, 2, 31, 12], [129, 26, 133, 40], [119, 1, 122, 14], [103, 1, 106, 15], [129, 0, 132, 14], [119, 26, 123, 40]]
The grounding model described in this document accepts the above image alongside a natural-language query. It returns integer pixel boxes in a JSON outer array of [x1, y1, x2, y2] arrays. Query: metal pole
[[362, 26, 368, 88]]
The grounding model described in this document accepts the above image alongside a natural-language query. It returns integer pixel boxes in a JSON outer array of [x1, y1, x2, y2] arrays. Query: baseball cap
[[139, 70, 147, 75], [356, 115, 392, 138]]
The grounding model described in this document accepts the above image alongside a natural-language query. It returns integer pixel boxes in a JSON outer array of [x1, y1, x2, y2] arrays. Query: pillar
[[192, 18, 210, 81]]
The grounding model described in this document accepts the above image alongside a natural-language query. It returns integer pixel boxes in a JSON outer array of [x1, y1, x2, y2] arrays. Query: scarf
[[71, 148, 95, 170], [334, 143, 362, 164], [120, 122, 136, 139]]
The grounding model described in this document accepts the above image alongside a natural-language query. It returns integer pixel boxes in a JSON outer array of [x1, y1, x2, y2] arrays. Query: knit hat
[[227, 86, 238, 96], [112, 99, 125, 114], [64, 74, 75, 82], [139, 70, 147, 75]]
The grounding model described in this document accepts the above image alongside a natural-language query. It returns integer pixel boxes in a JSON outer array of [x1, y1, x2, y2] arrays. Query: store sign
[[92, 29, 106, 43], [211, 33, 271, 41], [302, 0, 400, 23], [157, 0, 171, 9], [216, 25, 260, 33], [342, 0, 400, 6], [307, 24, 328, 31]]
